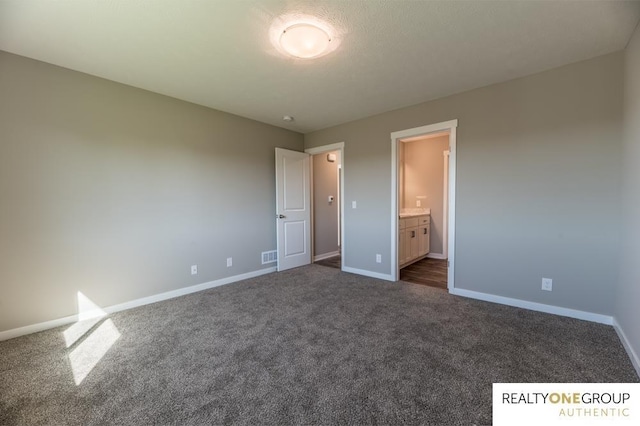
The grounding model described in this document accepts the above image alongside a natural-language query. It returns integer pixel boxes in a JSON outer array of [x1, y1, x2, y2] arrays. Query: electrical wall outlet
[[416, 200, 421, 207], [542, 278, 553, 291], [191, 265, 198, 275], [376, 254, 382, 263], [226, 257, 232, 267]]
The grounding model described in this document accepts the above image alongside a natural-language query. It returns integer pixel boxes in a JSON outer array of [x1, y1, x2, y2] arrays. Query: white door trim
[[305, 142, 345, 270], [442, 149, 450, 259], [390, 119, 458, 289], [306, 143, 344, 155]]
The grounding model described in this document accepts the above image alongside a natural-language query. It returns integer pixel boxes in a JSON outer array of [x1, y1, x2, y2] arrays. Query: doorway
[[398, 133, 449, 289], [305, 143, 345, 270], [390, 120, 457, 289]]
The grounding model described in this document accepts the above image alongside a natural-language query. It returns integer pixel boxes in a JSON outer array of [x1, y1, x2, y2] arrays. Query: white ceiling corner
[[1, 0, 639, 133]]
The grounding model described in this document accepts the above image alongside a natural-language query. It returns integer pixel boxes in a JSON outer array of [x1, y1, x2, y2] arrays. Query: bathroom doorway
[[391, 120, 457, 289], [398, 133, 449, 289], [305, 143, 345, 270]]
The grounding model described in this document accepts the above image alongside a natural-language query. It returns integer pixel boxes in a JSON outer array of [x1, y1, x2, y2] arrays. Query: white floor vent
[[262, 250, 277, 264]]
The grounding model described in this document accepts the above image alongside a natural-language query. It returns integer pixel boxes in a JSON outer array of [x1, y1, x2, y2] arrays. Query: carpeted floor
[[0, 265, 637, 425]]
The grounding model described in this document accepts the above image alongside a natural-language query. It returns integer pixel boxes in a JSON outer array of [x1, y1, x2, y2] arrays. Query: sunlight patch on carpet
[[69, 318, 120, 385], [62, 292, 121, 385], [63, 292, 108, 347]]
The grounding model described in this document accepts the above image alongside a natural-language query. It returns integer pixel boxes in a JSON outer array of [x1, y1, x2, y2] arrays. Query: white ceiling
[[1, 1, 639, 133]]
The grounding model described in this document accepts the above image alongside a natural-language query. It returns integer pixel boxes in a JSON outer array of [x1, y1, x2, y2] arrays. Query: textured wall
[[305, 52, 623, 315], [313, 151, 340, 257], [403, 136, 449, 255], [0, 51, 303, 332], [617, 24, 640, 371]]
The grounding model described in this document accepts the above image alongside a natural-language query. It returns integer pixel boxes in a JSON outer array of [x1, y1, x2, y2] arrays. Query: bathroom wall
[[313, 151, 340, 257], [403, 135, 449, 256]]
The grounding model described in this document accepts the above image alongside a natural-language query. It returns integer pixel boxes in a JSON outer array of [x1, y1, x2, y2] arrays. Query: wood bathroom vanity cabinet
[[399, 214, 430, 268]]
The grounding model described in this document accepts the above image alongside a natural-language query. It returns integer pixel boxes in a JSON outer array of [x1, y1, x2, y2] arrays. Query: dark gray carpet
[[1, 265, 637, 425]]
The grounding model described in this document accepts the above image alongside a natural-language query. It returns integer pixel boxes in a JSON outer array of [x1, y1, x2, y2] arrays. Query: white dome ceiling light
[[270, 15, 339, 60], [279, 23, 331, 59]]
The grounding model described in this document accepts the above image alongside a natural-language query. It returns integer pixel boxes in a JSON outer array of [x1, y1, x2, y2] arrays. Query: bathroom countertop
[[399, 208, 431, 218]]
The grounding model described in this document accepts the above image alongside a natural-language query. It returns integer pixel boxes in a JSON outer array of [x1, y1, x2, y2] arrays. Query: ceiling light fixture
[[283, 115, 294, 122], [279, 23, 332, 59]]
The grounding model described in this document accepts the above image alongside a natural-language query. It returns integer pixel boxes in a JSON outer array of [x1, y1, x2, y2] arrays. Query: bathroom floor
[[316, 254, 447, 291], [314, 253, 341, 269], [400, 258, 448, 290]]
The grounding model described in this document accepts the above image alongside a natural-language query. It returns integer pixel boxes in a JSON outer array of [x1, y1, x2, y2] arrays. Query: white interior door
[[275, 148, 311, 271]]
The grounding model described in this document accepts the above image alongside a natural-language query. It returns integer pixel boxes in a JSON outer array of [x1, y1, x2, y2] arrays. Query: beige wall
[[0, 51, 303, 332], [617, 23, 640, 372], [403, 135, 449, 255], [305, 52, 623, 315], [313, 151, 340, 257]]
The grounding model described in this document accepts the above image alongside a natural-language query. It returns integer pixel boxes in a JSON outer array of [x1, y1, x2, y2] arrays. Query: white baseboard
[[0, 267, 277, 342], [342, 266, 394, 282], [426, 253, 447, 260], [613, 318, 640, 378], [427, 253, 447, 260], [313, 251, 340, 262], [449, 288, 614, 325], [0, 313, 83, 343]]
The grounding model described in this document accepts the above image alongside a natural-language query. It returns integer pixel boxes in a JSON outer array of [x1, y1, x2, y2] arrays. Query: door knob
[[277, 214, 286, 219]]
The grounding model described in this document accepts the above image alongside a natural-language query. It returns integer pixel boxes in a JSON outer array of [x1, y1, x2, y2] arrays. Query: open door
[[275, 148, 311, 271]]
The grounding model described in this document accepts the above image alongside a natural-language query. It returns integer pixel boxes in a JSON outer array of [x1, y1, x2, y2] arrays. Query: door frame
[[305, 142, 345, 270], [390, 120, 457, 289], [441, 149, 450, 260]]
